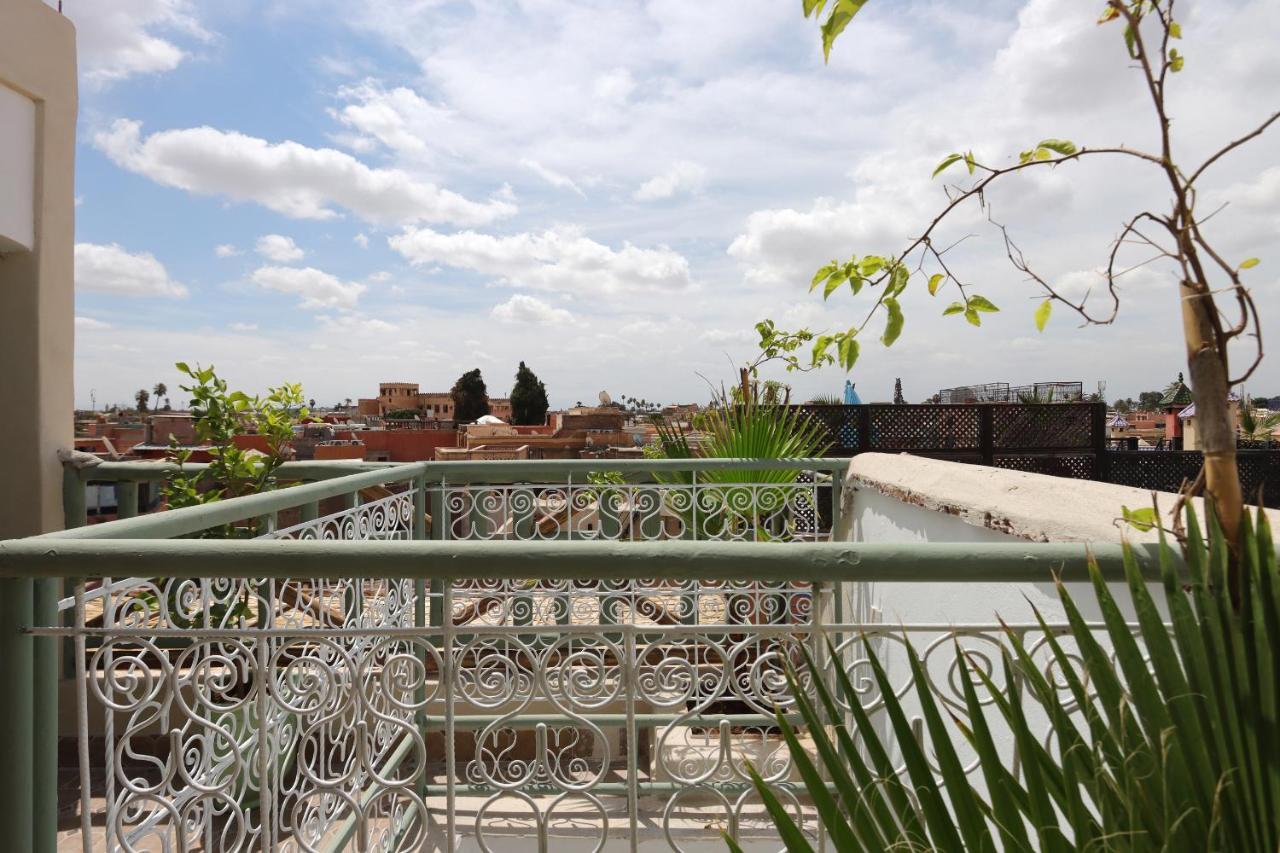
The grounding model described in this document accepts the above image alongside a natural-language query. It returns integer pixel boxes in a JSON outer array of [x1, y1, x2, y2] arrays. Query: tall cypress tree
[[510, 361, 550, 425], [449, 368, 490, 422]]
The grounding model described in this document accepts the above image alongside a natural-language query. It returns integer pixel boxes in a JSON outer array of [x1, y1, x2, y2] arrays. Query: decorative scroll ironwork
[[261, 489, 416, 541], [437, 477, 826, 542], [60, 573, 1115, 851]]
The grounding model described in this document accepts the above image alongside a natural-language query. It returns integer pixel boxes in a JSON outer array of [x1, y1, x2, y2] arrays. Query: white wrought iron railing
[[0, 458, 1159, 852]]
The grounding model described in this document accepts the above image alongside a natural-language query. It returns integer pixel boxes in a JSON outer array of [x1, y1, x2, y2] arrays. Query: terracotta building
[[372, 381, 513, 422]]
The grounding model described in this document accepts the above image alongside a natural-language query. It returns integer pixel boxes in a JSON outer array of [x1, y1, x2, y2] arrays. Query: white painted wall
[[0, 82, 36, 253]]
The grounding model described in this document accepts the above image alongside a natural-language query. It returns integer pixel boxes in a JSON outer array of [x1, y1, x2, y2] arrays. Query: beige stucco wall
[[0, 0, 77, 537]]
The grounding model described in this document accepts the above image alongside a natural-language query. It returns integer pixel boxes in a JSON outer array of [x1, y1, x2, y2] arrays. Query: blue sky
[[63, 0, 1278, 409]]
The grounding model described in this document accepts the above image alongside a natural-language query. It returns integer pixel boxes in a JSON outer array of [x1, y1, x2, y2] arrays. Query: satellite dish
[[598, 391, 612, 406]]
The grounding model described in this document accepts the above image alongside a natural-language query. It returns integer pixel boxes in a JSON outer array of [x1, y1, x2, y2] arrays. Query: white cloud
[[702, 328, 754, 345], [249, 265, 365, 310], [331, 81, 452, 160], [593, 68, 635, 103], [353, 233, 370, 249], [214, 243, 241, 258], [94, 119, 517, 226], [60, 0, 210, 87], [389, 226, 691, 296], [255, 234, 305, 263], [728, 193, 935, 287], [75, 316, 112, 331], [634, 161, 708, 201], [75, 242, 188, 297], [315, 313, 398, 335], [521, 159, 585, 197], [491, 294, 575, 326], [229, 322, 258, 332]]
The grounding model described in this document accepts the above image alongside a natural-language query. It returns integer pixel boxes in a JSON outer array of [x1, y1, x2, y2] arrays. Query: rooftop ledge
[[846, 451, 1279, 545]]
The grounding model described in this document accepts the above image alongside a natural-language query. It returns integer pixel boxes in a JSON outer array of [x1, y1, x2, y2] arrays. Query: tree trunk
[[1180, 279, 1243, 555]]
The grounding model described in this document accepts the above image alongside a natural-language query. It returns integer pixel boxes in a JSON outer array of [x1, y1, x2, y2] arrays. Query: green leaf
[[858, 255, 885, 276], [964, 150, 976, 174], [967, 294, 1000, 313], [881, 297, 904, 347], [175, 361, 191, 374], [889, 264, 909, 296], [964, 307, 981, 326], [741, 762, 817, 852], [802, 0, 827, 18], [1038, 138, 1078, 156], [928, 273, 945, 295], [821, 0, 869, 63], [932, 153, 963, 178], [1035, 298, 1052, 332], [838, 335, 860, 370], [822, 270, 847, 299], [1169, 20, 1182, 38], [1098, 6, 1120, 24], [810, 262, 838, 291], [942, 302, 965, 316], [1121, 505, 1158, 532], [1240, 257, 1260, 269], [1169, 48, 1184, 72]]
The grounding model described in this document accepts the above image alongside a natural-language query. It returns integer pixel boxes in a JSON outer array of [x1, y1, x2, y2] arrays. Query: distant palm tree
[[153, 382, 169, 410]]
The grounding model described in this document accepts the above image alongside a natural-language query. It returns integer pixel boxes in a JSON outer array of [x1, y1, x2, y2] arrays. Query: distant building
[[373, 381, 512, 422], [440, 406, 633, 460]]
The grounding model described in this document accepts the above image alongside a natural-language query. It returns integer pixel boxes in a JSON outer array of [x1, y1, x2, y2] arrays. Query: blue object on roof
[[844, 380, 862, 405]]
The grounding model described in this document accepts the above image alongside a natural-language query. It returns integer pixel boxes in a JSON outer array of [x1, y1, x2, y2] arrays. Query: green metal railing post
[[116, 480, 139, 520], [32, 577, 57, 853], [0, 579, 34, 853], [60, 467, 86, 679]]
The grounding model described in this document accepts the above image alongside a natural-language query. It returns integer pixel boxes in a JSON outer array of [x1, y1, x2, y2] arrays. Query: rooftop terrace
[[0, 453, 1212, 851]]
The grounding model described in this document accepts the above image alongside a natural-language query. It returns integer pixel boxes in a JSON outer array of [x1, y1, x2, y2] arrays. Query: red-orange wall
[[338, 429, 458, 461], [314, 444, 366, 460]]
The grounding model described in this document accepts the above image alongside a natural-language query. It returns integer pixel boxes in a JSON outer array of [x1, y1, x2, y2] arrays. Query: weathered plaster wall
[[0, 0, 77, 539]]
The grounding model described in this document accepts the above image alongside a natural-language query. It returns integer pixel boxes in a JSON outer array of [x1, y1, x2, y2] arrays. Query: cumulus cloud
[[249, 265, 365, 310], [634, 161, 708, 201], [214, 244, 241, 258], [255, 234, 305, 263], [75, 242, 188, 297], [491, 294, 575, 326], [62, 0, 210, 87], [353, 233, 370, 249], [94, 119, 516, 226], [521, 159, 585, 196], [389, 226, 691, 296], [331, 81, 453, 160], [75, 316, 113, 331]]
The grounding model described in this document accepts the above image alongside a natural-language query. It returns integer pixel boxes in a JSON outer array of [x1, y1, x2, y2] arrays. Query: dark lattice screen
[[994, 453, 1096, 479], [867, 405, 982, 451], [1106, 450, 1278, 507], [791, 403, 1277, 507], [992, 404, 1094, 449], [796, 406, 859, 454]]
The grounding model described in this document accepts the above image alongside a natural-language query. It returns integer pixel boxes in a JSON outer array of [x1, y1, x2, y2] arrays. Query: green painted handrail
[[46, 465, 428, 541], [67, 459, 399, 483], [0, 538, 1164, 581], [57, 457, 849, 537], [69, 456, 849, 483]]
